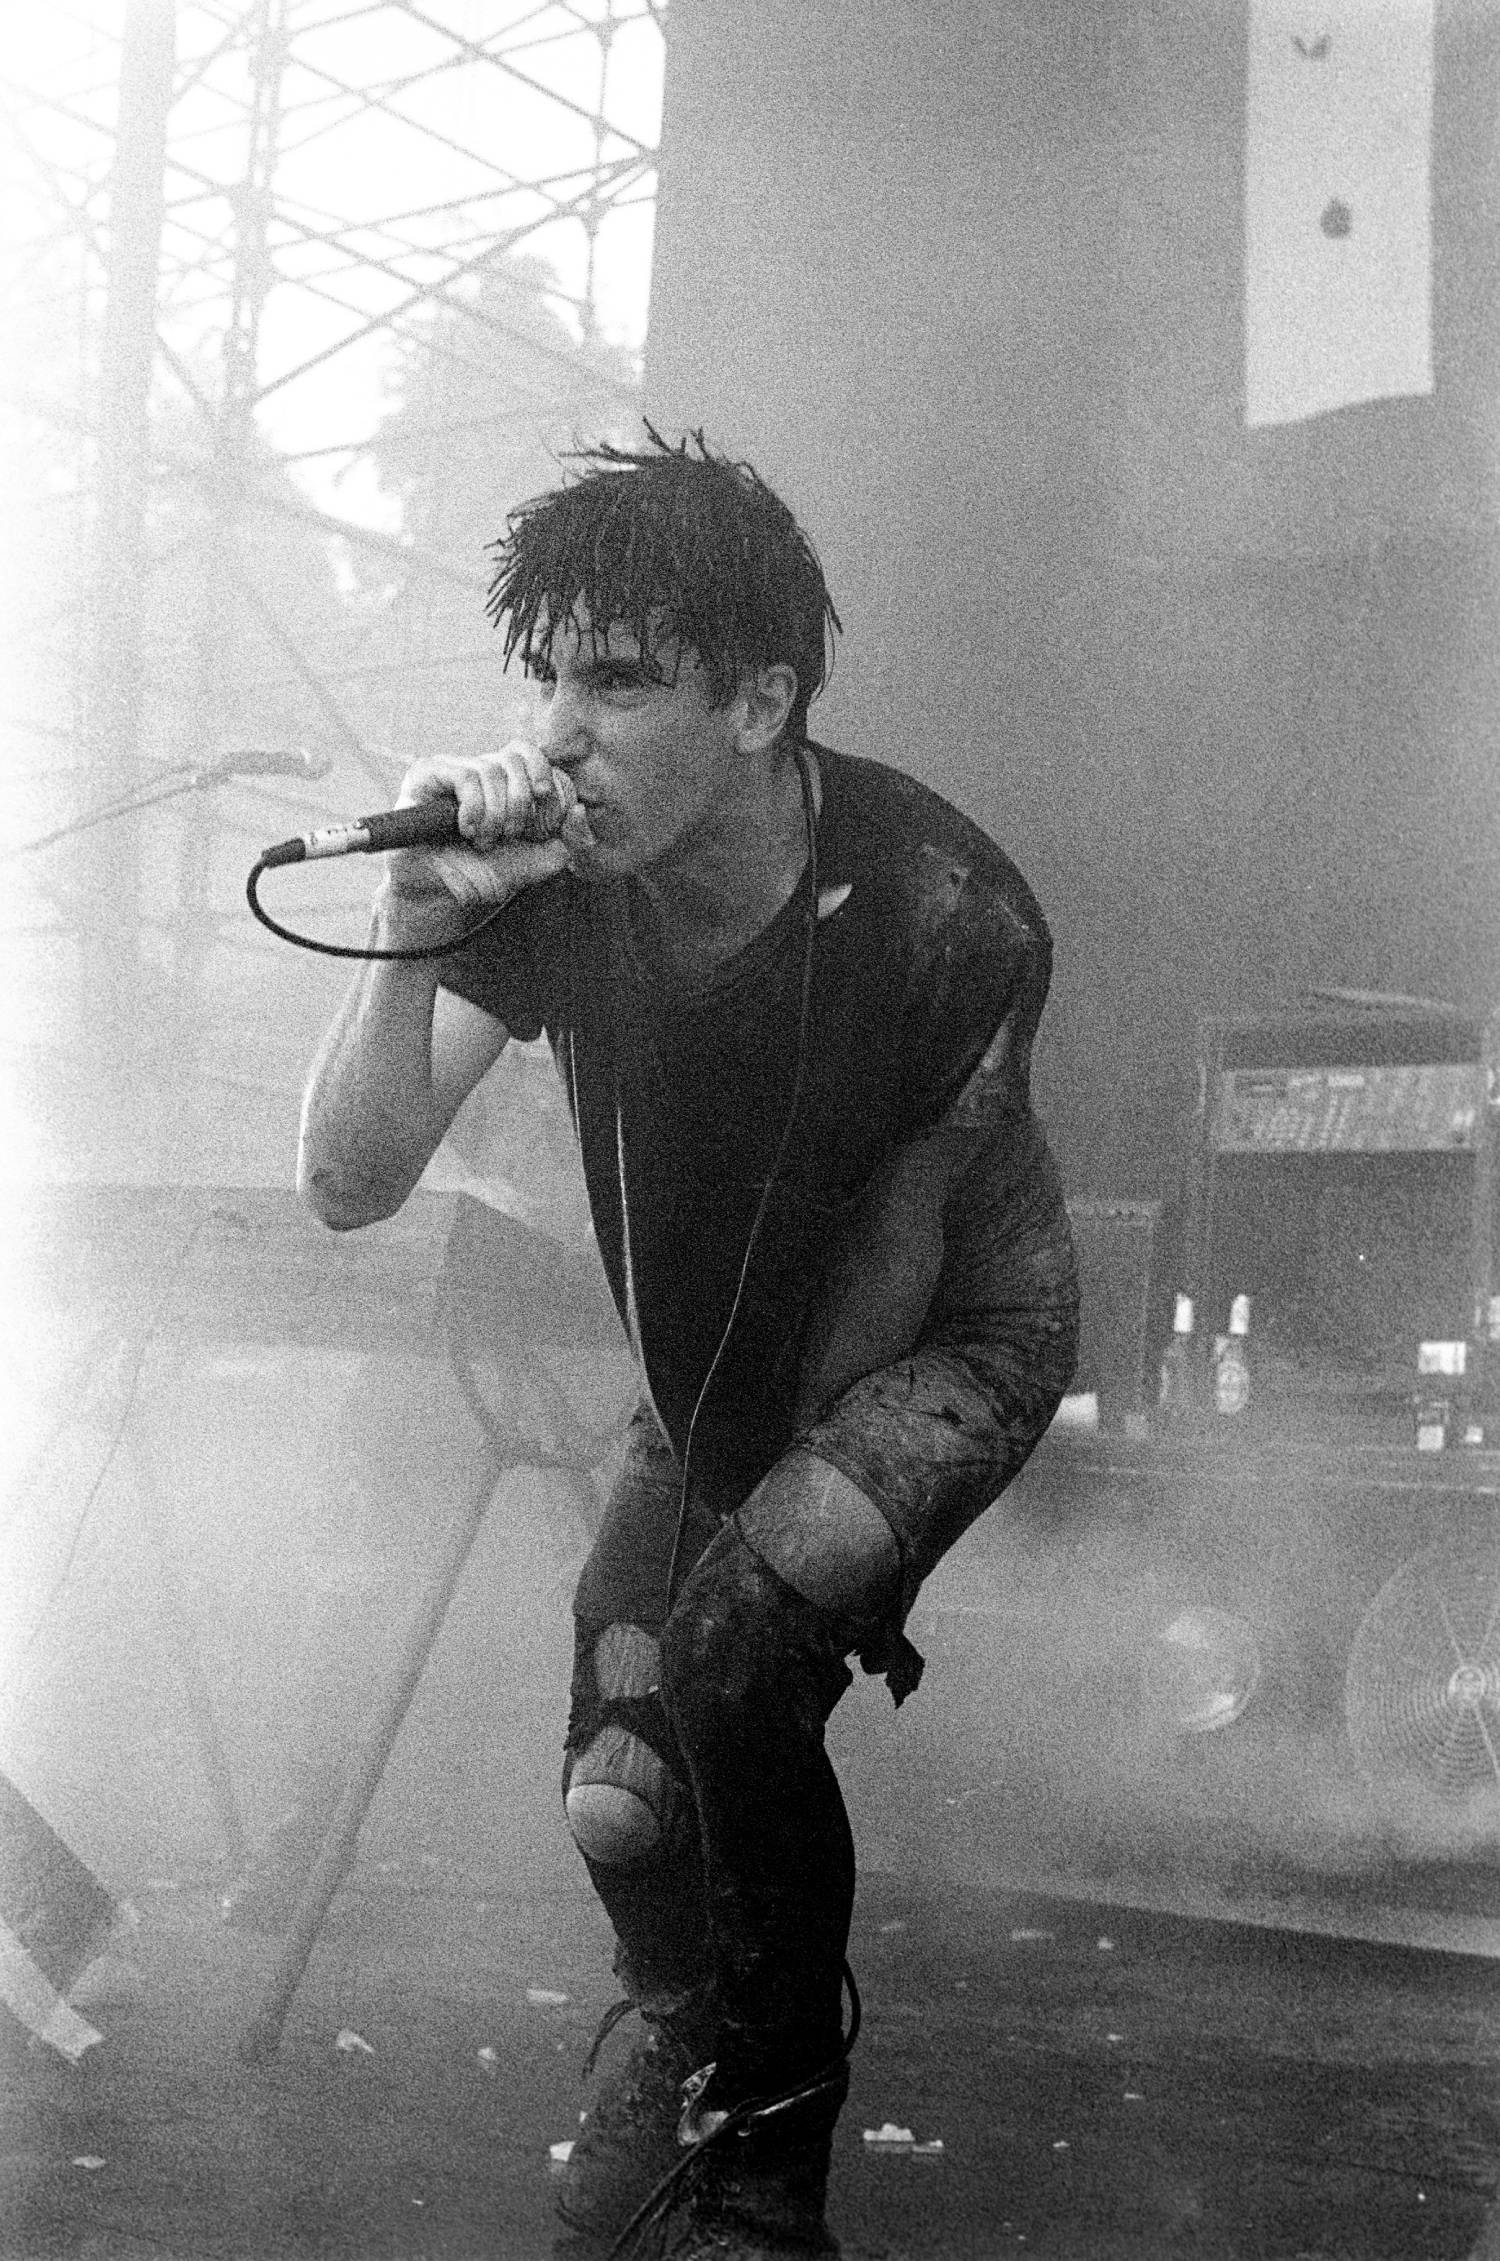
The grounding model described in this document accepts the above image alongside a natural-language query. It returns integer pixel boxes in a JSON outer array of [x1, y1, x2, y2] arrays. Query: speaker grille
[[1345, 1538, 1500, 1826]]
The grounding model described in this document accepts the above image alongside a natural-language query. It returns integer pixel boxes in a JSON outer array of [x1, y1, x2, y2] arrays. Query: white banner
[[1245, 0, 1433, 428]]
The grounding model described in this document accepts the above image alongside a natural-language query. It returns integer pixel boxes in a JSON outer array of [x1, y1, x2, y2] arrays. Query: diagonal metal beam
[[148, 161, 647, 410], [251, 170, 646, 403], [396, 2, 654, 159], [247, 485, 486, 591]]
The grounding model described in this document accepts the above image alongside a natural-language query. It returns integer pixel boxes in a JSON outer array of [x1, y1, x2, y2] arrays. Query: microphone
[[256, 784, 571, 869]]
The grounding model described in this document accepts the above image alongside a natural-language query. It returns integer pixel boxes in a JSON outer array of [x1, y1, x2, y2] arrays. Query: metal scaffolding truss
[[4, 0, 664, 736], [0, 0, 664, 1183]]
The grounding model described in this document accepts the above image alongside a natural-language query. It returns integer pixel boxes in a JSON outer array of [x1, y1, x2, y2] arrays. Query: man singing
[[298, 431, 1078, 2260]]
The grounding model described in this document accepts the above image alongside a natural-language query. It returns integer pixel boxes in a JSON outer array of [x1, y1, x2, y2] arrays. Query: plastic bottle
[[1157, 1294, 1197, 1420], [1214, 1293, 1251, 1417], [1415, 1338, 1464, 1451]]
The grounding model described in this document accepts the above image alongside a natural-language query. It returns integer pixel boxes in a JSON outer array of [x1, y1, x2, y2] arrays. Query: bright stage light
[[1148, 1605, 1262, 1734]]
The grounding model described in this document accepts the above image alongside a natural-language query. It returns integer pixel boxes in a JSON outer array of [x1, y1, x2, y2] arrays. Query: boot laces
[[605, 1961, 861, 2260]]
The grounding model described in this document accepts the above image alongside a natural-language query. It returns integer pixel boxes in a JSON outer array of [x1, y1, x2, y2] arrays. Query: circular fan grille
[[1345, 1539, 1500, 1818]]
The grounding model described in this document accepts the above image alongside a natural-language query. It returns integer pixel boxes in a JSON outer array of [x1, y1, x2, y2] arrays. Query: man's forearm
[[798, 1117, 1079, 1574], [297, 910, 454, 1230], [296, 746, 573, 1229], [794, 1129, 975, 1425]]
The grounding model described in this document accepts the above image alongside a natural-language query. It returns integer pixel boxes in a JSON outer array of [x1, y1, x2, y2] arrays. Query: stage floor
[[3, 1857, 1498, 2260]]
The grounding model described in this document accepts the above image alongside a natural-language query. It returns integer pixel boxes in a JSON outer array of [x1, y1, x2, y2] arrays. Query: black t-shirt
[[439, 745, 1052, 1490]]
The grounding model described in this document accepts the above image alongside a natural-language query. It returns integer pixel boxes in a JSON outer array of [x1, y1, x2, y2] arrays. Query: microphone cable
[[246, 795, 562, 962], [245, 859, 513, 963]]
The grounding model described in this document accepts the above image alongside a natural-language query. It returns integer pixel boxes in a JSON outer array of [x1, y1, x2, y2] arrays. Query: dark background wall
[[642, 0, 1500, 1206]]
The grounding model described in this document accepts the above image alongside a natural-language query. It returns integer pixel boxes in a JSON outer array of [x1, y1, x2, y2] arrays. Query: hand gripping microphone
[[256, 773, 576, 869], [247, 768, 582, 961], [257, 798, 463, 869]]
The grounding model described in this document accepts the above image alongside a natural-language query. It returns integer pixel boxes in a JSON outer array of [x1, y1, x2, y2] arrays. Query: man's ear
[[734, 663, 798, 755]]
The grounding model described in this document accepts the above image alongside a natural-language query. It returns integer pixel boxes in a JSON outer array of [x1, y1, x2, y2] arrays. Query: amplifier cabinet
[[1173, 1004, 1500, 1435]]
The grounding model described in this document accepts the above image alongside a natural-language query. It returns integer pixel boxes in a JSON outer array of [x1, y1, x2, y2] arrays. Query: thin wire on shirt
[[663, 741, 821, 1616]]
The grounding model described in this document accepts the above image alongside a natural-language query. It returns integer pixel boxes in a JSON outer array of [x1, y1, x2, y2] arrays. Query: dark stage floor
[[4, 1856, 1499, 2261]]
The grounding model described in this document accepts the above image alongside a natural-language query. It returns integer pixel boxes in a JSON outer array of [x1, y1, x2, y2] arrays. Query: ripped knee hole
[[565, 1622, 683, 1865]]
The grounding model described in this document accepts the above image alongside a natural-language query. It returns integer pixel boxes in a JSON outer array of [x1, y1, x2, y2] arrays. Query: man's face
[[525, 611, 741, 878]]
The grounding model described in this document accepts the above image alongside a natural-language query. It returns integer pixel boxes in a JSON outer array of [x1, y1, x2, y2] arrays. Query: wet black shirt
[[438, 745, 1052, 1489]]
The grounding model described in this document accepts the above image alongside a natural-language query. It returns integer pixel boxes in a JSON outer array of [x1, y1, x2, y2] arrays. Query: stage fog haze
[[0, 1191, 629, 1895], [4, 6, 1500, 2259], [644, 0, 1500, 1199]]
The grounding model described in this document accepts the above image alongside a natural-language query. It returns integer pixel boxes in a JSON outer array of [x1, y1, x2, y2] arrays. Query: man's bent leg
[[666, 1445, 898, 2097], [564, 1404, 720, 2010], [556, 1405, 722, 2241], [564, 1616, 712, 2012], [557, 1424, 902, 2247], [659, 1502, 870, 2102], [734, 1449, 901, 1628], [655, 1501, 876, 2258], [558, 1616, 715, 2240]]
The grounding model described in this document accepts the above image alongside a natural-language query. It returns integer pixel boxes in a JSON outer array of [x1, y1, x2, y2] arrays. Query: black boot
[[664, 2063, 849, 2259], [558, 1991, 716, 2244]]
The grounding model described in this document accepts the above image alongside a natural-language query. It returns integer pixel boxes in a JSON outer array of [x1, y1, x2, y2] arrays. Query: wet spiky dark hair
[[484, 426, 840, 740]]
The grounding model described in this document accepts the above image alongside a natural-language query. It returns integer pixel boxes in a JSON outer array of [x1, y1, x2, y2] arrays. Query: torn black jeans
[[565, 1119, 1079, 2097]]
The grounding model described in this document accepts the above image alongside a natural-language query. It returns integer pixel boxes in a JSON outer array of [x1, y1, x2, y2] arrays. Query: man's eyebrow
[[580, 653, 668, 684], [520, 642, 672, 684]]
